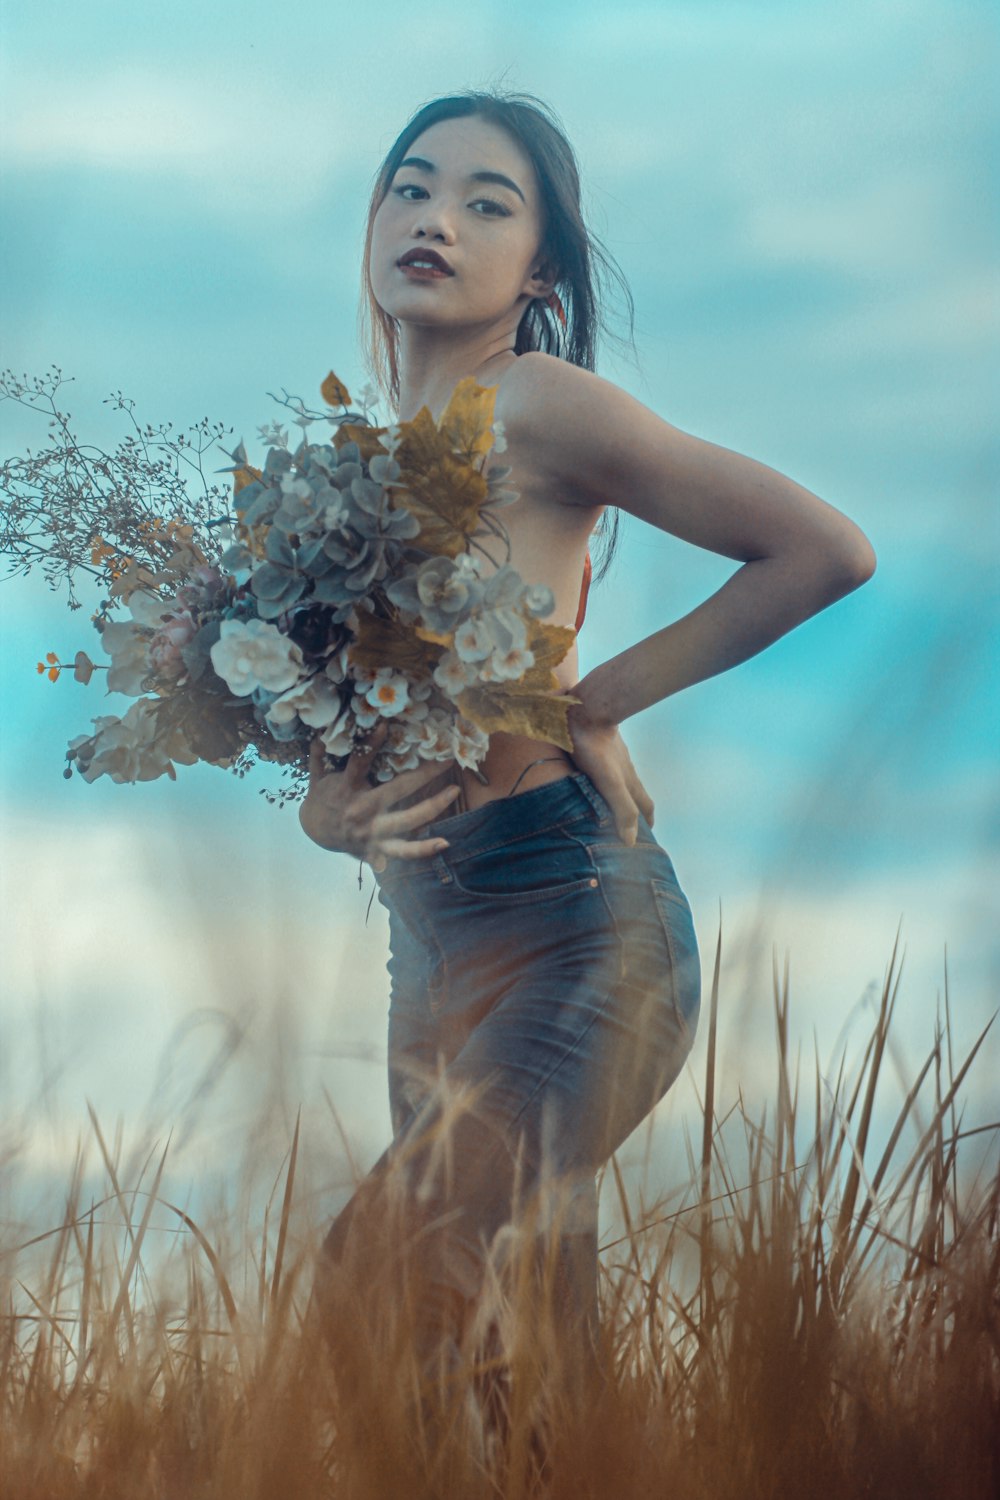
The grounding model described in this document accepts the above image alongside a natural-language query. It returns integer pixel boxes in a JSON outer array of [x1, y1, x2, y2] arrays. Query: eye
[[473, 197, 511, 217], [391, 184, 512, 217]]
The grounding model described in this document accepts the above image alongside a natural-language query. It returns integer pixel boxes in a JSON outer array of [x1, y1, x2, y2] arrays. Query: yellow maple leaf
[[438, 377, 498, 460], [333, 423, 390, 463], [517, 618, 577, 689], [394, 407, 490, 558], [457, 682, 579, 752], [321, 371, 352, 408], [348, 612, 445, 679], [233, 461, 263, 498]]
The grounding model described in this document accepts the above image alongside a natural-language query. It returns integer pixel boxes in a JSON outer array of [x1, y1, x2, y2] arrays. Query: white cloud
[[740, 170, 956, 277], [812, 268, 1000, 358], [1, 65, 363, 216]]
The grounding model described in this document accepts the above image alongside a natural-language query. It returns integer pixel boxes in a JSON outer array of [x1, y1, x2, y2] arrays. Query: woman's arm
[[501, 352, 877, 839]]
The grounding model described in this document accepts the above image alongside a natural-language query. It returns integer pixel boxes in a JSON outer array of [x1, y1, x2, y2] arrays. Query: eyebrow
[[396, 156, 526, 204]]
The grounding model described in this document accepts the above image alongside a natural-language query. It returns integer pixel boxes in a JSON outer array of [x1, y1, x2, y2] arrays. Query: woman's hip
[[379, 771, 702, 1060]]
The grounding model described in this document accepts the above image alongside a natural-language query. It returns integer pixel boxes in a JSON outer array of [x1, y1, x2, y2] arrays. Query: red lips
[[397, 248, 454, 274]]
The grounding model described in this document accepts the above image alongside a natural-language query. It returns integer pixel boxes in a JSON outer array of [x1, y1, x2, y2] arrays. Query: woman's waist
[[380, 758, 612, 876], [387, 733, 576, 823], [462, 731, 578, 810]]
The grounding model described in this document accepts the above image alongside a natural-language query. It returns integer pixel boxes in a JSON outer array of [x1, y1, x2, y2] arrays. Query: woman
[[302, 90, 875, 1424]]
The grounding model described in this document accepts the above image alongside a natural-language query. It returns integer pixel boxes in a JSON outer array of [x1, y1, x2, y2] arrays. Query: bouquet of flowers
[[1, 366, 577, 804]]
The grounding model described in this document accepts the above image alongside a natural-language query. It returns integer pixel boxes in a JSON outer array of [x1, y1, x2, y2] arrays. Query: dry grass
[[2, 928, 997, 1499]]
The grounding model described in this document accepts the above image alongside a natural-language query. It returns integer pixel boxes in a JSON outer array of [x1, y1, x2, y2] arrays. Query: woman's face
[[368, 115, 551, 332]]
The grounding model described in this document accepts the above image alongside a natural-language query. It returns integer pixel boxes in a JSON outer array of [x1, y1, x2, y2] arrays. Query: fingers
[[374, 758, 460, 806], [367, 782, 460, 865], [615, 733, 654, 831], [377, 834, 450, 861], [602, 774, 639, 847], [624, 761, 655, 827], [376, 784, 461, 837]]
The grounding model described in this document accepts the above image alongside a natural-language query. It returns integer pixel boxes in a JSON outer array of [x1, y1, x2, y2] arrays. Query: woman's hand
[[565, 693, 654, 846], [299, 730, 461, 870]]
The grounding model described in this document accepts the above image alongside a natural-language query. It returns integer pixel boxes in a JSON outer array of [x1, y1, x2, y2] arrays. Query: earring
[[545, 289, 568, 328]]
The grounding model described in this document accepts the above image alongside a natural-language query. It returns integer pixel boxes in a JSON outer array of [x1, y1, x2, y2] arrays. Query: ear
[[522, 255, 558, 302]]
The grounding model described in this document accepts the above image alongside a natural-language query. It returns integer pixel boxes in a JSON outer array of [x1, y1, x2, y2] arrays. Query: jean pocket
[[445, 832, 600, 905], [650, 878, 702, 1032]]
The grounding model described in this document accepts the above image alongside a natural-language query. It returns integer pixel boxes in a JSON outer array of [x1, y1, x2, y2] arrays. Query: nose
[[410, 200, 456, 244]]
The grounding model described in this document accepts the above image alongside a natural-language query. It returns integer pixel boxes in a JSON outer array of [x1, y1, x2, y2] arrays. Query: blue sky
[[1, 0, 997, 1216]]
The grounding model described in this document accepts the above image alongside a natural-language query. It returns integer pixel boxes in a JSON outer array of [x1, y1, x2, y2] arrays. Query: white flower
[[127, 589, 175, 628], [483, 606, 527, 652], [491, 419, 508, 454], [414, 709, 456, 760], [258, 421, 289, 449], [266, 672, 345, 729], [479, 644, 536, 682], [100, 620, 152, 696], [320, 704, 356, 757], [483, 567, 523, 610], [453, 615, 494, 663], [386, 745, 421, 775], [73, 699, 198, 784], [521, 583, 554, 618], [209, 618, 304, 697], [449, 716, 489, 770], [352, 694, 380, 729], [324, 645, 351, 685], [433, 651, 478, 697], [349, 660, 376, 694], [397, 694, 430, 724], [364, 668, 410, 717], [357, 381, 379, 411]]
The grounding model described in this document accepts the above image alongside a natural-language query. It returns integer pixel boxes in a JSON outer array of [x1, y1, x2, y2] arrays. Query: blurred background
[[1, 0, 996, 1236]]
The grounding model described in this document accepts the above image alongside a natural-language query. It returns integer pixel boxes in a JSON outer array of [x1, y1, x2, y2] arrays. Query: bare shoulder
[[493, 351, 627, 506], [495, 349, 689, 507], [495, 351, 876, 577], [494, 351, 616, 441]]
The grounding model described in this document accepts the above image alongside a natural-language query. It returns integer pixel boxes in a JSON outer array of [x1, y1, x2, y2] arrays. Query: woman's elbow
[[847, 530, 877, 586], [820, 522, 877, 598]]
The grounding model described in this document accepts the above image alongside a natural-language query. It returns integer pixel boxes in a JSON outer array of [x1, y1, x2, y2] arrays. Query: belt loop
[[573, 772, 610, 826]]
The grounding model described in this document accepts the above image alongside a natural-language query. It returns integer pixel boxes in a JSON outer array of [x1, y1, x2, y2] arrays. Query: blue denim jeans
[[320, 771, 701, 1378]]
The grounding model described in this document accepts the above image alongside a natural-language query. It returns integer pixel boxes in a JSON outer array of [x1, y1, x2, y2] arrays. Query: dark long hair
[[358, 88, 637, 580]]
